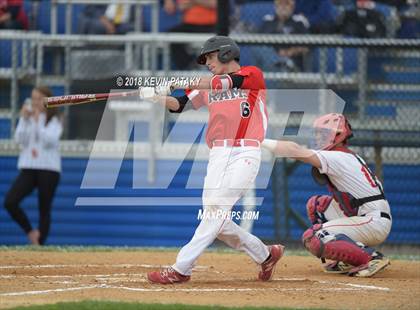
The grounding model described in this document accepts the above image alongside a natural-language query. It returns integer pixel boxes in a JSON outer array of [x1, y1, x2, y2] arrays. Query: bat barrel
[[43, 90, 140, 108], [44, 94, 98, 108]]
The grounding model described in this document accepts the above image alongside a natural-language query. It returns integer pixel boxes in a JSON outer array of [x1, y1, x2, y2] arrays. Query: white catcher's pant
[[320, 199, 392, 247], [173, 146, 270, 275]]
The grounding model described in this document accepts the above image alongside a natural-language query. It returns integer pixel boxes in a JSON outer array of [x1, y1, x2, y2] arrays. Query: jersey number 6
[[240, 101, 251, 118]]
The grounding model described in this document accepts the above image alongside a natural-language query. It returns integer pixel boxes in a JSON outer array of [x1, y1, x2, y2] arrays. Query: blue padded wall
[[0, 155, 418, 246], [0, 156, 274, 246]]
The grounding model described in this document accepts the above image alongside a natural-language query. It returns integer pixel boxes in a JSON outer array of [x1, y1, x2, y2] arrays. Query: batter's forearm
[[262, 139, 308, 157], [149, 95, 180, 111], [262, 139, 321, 168], [194, 76, 212, 89]]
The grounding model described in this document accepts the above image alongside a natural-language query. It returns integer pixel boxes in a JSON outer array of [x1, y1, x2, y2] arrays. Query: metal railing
[[1, 32, 419, 130], [0, 32, 419, 135]]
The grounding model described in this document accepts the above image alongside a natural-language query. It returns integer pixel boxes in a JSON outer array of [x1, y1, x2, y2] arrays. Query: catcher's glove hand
[[306, 195, 332, 224]]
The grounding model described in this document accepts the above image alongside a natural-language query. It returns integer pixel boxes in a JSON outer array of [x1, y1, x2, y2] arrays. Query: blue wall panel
[[0, 156, 275, 246], [0, 156, 419, 246]]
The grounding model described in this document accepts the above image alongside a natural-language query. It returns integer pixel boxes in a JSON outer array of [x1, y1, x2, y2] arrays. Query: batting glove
[[138, 87, 156, 100], [155, 84, 173, 96]]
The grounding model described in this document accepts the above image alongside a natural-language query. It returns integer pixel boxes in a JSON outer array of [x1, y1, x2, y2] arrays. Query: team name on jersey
[[208, 88, 248, 104]]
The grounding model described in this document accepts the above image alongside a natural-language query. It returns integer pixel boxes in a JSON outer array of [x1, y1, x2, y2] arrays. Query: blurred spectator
[[0, 0, 28, 30], [4, 86, 62, 245], [78, 4, 134, 34], [164, 0, 217, 69], [375, 0, 409, 8], [252, 0, 309, 72], [337, 0, 387, 37], [295, 0, 337, 33], [396, 0, 419, 38]]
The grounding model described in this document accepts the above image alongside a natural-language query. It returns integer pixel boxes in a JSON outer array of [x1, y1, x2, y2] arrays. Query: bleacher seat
[[365, 105, 396, 117], [369, 90, 420, 101], [238, 45, 255, 67], [0, 119, 11, 139], [142, 5, 182, 32], [311, 47, 358, 74], [35, 1, 59, 33], [385, 71, 420, 84], [0, 40, 25, 69], [0, 41, 12, 68]]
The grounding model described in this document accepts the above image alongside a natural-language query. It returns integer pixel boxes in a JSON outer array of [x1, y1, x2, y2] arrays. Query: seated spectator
[[252, 0, 309, 72], [337, 0, 387, 37], [295, 0, 337, 33], [0, 0, 28, 30], [374, 0, 409, 8], [78, 4, 133, 34], [164, 0, 217, 69], [394, 0, 419, 38]]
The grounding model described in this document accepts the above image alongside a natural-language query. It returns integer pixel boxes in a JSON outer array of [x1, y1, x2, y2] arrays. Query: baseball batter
[[139, 36, 284, 284], [263, 113, 391, 277]]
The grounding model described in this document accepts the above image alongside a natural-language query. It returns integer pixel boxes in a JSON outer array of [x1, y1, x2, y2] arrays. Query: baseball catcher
[[263, 113, 391, 277]]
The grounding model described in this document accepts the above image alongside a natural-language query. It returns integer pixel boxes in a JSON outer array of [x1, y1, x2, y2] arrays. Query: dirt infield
[[0, 249, 419, 309]]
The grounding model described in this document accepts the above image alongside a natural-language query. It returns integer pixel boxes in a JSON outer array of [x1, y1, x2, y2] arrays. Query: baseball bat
[[43, 90, 140, 108]]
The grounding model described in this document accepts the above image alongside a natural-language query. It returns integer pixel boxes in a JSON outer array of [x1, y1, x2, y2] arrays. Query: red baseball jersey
[[185, 66, 267, 148]]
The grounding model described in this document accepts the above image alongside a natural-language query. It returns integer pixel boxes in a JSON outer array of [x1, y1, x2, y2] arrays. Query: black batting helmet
[[196, 36, 240, 65]]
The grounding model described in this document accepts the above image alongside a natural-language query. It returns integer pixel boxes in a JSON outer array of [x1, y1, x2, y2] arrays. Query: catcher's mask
[[312, 113, 353, 150]]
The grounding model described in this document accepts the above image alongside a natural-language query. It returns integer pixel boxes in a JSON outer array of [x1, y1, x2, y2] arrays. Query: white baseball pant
[[172, 146, 270, 275], [320, 199, 392, 246]]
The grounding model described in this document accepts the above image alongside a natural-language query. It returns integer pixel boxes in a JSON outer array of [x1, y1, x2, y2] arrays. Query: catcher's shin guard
[[302, 226, 372, 267]]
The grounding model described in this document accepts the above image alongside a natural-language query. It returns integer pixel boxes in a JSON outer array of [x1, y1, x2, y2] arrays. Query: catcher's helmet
[[313, 113, 353, 150], [196, 36, 240, 65]]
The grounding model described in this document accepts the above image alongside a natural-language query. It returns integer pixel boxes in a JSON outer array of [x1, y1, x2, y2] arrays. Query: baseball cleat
[[323, 261, 353, 274], [258, 244, 285, 281], [348, 258, 390, 277], [147, 267, 190, 284]]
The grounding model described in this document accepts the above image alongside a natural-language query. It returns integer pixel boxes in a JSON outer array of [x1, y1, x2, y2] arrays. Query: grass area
[[8, 301, 326, 310], [0, 245, 418, 261]]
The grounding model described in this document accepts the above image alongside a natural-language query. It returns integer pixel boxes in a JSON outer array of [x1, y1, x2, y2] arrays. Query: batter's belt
[[212, 139, 260, 148]]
